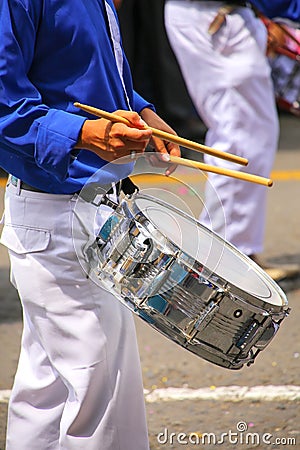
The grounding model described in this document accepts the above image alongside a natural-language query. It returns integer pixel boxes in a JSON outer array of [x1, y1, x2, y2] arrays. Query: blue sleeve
[[0, 0, 86, 181], [250, 0, 300, 22], [132, 91, 156, 114]]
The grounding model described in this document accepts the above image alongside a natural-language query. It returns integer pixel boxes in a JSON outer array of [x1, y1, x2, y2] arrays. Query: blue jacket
[[250, 0, 300, 22], [0, 0, 152, 193]]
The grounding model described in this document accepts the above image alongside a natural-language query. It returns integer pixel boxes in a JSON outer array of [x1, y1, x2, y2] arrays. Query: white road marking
[[144, 385, 300, 403], [1, 385, 300, 405], [0, 390, 11, 404]]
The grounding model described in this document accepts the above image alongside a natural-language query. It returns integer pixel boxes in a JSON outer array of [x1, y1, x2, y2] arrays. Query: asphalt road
[[0, 112, 299, 449]]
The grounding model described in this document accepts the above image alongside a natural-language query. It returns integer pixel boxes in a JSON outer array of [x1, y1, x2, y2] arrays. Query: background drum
[[262, 16, 300, 116]]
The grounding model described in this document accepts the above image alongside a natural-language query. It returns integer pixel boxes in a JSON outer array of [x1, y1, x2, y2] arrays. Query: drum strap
[[207, 3, 249, 36], [119, 176, 139, 195], [78, 176, 139, 205]]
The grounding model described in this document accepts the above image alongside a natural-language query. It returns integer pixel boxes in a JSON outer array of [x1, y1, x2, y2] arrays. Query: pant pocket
[[0, 224, 50, 254]]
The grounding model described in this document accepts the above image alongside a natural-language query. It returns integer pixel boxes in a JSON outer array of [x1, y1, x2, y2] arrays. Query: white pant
[[0, 183, 149, 450], [165, 0, 279, 255]]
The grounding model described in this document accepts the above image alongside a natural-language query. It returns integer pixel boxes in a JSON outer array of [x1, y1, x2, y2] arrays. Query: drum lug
[[245, 351, 256, 367], [272, 306, 291, 322], [185, 292, 224, 341]]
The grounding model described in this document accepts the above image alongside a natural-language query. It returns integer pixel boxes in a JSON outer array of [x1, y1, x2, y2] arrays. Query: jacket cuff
[[35, 109, 86, 181]]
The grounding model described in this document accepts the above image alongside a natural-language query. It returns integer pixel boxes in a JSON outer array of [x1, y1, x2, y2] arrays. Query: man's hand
[[140, 108, 181, 176], [76, 110, 152, 162]]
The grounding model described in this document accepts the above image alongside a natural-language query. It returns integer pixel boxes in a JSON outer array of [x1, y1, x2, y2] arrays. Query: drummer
[[164, 0, 300, 281], [0, 1, 180, 449]]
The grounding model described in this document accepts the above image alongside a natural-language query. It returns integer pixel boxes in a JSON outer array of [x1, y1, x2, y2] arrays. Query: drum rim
[[127, 193, 288, 311]]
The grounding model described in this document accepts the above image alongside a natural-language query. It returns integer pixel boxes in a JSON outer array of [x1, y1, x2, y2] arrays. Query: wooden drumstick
[[168, 155, 273, 187], [74, 102, 248, 166]]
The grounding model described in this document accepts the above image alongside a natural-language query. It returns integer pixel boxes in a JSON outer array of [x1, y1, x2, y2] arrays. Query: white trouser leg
[[165, 1, 279, 255], [1, 184, 149, 450]]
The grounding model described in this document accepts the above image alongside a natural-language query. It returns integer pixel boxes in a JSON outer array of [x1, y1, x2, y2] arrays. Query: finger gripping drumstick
[[74, 102, 248, 166]]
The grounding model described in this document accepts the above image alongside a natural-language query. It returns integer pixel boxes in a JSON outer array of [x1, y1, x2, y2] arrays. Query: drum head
[[134, 195, 286, 307]]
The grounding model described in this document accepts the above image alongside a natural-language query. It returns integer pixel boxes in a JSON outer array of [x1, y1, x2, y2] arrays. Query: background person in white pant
[[0, 0, 180, 448], [164, 0, 299, 280]]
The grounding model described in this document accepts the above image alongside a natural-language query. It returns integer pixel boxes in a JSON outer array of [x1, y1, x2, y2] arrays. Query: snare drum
[[90, 193, 289, 370], [263, 17, 300, 116]]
